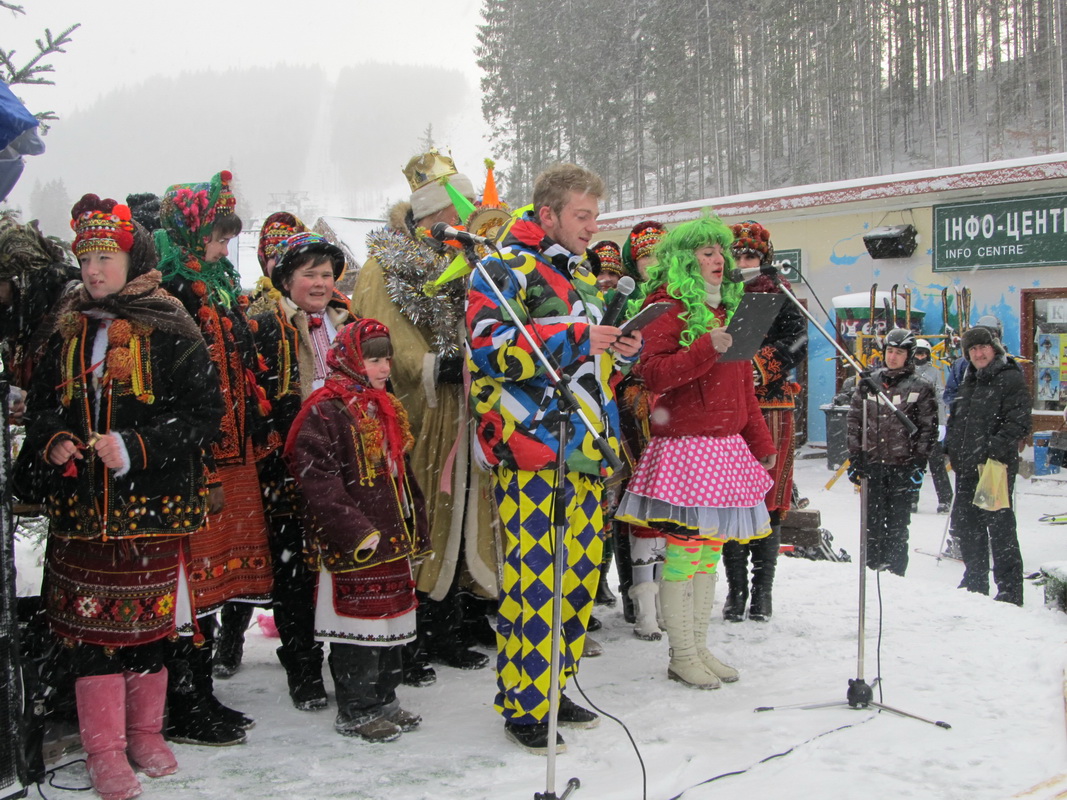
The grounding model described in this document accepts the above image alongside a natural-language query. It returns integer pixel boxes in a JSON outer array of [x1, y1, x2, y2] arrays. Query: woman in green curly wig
[[615, 211, 776, 690], [643, 213, 744, 347]]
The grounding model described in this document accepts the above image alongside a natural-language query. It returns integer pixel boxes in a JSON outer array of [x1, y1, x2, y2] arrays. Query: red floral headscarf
[[284, 319, 408, 470]]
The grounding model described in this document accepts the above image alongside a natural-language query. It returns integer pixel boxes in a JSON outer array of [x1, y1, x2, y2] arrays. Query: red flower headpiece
[[70, 194, 136, 257], [730, 220, 772, 258]]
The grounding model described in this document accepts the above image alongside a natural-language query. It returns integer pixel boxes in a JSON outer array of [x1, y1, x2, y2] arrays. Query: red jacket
[[636, 287, 774, 458]]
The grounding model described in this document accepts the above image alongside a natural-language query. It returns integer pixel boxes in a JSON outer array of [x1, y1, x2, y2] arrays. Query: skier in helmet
[[846, 328, 939, 575], [910, 339, 953, 514]]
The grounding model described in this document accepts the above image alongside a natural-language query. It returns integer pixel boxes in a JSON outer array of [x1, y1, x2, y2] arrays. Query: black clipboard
[[618, 302, 673, 337], [718, 293, 787, 362]]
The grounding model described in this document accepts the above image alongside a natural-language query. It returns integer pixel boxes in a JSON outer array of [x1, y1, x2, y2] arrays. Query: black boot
[[422, 594, 489, 671], [749, 524, 781, 622], [197, 616, 254, 729], [613, 523, 636, 624], [213, 603, 254, 679], [164, 637, 246, 746], [595, 537, 617, 607], [276, 644, 328, 710], [720, 540, 749, 622], [329, 645, 403, 742]]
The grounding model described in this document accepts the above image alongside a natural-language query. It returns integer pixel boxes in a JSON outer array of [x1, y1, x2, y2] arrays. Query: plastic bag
[[973, 458, 1010, 511]]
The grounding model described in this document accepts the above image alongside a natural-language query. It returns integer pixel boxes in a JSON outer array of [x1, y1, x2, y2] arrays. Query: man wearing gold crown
[[352, 149, 498, 686]]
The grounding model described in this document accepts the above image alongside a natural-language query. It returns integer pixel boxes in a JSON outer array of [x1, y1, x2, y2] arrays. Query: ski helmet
[[975, 314, 1003, 340], [914, 338, 932, 353], [883, 327, 917, 356]]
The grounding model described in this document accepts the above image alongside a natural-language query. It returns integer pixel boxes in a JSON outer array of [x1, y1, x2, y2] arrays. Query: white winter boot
[[658, 579, 720, 689], [628, 582, 662, 641], [691, 572, 739, 683]]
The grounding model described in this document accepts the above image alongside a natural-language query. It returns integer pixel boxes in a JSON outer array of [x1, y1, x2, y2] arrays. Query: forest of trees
[[477, 0, 1067, 211]]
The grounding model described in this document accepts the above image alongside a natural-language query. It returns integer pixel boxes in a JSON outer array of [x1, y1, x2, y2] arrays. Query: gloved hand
[[847, 453, 866, 485], [909, 460, 927, 485], [436, 355, 465, 385]]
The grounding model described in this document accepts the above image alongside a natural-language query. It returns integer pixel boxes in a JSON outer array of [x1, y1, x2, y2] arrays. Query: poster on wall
[[1036, 333, 1061, 369]]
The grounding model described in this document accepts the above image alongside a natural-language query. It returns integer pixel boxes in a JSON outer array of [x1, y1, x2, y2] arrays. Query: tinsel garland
[[365, 227, 466, 357]]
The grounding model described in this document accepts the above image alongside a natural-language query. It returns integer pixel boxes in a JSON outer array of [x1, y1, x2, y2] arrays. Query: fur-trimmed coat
[[250, 294, 354, 517], [353, 203, 499, 600]]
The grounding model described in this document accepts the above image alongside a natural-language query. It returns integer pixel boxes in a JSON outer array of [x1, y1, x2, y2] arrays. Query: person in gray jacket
[[911, 339, 953, 514]]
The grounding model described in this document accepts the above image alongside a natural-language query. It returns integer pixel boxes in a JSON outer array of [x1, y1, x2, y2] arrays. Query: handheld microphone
[[430, 222, 491, 247], [600, 276, 636, 328]]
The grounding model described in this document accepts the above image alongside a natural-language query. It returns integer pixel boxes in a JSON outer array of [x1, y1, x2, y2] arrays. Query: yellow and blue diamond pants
[[492, 467, 604, 724]]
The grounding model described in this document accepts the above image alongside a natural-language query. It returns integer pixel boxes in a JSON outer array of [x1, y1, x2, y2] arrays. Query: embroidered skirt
[[615, 434, 773, 541], [185, 460, 274, 614], [46, 535, 192, 648], [313, 558, 417, 646]]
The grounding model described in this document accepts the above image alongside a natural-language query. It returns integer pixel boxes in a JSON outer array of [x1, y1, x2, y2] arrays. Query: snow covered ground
[[13, 452, 1067, 800]]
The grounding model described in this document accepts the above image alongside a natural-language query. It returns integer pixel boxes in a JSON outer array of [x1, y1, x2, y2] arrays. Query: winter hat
[[70, 195, 136, 257], [158, 170, 238, 259], [591, 240, 623, 276], [403, 149, 475, 222], [125, 192, 162, 232], [730, 220, 774, 266], [620, 221, 665, 280], [70, 194, 156, 278], [258, 212, 307, 274], [961, 326, 1003, 359], [272, 231, 346, 293]]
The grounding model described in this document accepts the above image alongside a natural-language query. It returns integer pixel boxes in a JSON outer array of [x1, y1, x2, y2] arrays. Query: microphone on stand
[[600, 276, 636, 328], [429, 222, 492, 247], [730, 262, 786, 284]]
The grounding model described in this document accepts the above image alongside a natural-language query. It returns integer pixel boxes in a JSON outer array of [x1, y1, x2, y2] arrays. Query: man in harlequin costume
[[720, 220, 807, 622], [466, 163, 642, 754], [155, 170, 278, 745], [352, 150, 497, 686]]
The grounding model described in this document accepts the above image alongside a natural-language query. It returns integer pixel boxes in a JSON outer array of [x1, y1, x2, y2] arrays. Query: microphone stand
[[753, 266, 950, 729], [458, 239, 620, 800]]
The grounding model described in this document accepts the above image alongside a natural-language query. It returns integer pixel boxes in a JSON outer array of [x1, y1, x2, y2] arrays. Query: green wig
[[644, 212, 742, 347]]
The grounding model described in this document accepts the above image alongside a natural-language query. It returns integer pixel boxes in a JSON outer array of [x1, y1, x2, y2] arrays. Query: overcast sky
[[6, 0, 492, 217]]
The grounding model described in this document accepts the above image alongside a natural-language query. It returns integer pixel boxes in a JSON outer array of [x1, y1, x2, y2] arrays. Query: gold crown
[[403, 149, 458, 192]]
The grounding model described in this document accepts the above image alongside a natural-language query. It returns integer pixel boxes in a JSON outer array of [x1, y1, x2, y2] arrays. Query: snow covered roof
[[314, 215, 384, 269], [599, 152, 1067, 230]]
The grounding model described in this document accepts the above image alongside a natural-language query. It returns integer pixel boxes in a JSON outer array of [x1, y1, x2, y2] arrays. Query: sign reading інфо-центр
[[933, 193, 1067, 271]]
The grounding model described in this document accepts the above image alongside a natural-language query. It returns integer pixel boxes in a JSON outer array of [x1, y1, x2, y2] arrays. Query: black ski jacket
[[945, 355, 1031, 474]]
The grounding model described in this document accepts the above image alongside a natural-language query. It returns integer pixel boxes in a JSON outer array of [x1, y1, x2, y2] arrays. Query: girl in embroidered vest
[[285, 319, 430, 742], [154, 170, 275, 744], [20, 194, 222, 799], [615, 214, 776, 690], [249, 231, 354, 711]]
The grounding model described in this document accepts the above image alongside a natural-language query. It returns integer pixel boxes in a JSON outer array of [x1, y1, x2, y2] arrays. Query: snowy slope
[[15, 454, 1067, 800]]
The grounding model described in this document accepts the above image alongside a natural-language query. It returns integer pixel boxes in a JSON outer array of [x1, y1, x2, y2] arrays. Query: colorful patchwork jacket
[[466, 216, 627, 476]]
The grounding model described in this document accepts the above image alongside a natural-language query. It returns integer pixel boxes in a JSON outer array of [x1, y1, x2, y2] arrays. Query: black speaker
[[863, 224, 918, 259]]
